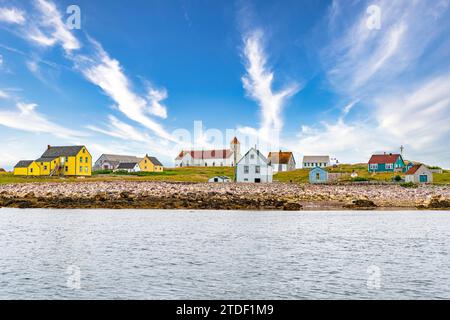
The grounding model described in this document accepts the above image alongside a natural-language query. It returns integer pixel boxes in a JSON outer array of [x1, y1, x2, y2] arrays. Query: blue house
[[368, 153, 406, 172], [309, 167, 328, 183]]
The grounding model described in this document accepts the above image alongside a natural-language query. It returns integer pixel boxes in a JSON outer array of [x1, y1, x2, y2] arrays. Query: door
[[419, 175, 428, 183], [254, 178, 261, 183]]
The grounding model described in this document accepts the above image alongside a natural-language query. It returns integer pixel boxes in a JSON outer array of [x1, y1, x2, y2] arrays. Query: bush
[[400, 182, 418, 188], [394, 175, 402, 182], [93, 169, 113, 175]]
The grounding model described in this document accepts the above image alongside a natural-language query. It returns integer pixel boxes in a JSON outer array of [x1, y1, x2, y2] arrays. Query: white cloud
[[87, 115, 152, 143], [0, 7, 25, 24], [0, 90, 8, 99], [241, 30, 300, 142], [146, 87, 168, 119], [74, 39, 174, 141], [0, 102, 86, 138], [27, 0, 80, 52]]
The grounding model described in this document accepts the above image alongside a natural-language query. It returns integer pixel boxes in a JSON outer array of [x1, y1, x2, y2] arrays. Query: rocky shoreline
[[0, 181, 449, 210]]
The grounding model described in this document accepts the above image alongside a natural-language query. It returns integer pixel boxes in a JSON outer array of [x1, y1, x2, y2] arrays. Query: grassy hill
[[1, 165, 449, 185]]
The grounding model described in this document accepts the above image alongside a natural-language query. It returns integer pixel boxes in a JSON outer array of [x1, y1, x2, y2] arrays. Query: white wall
[[236, 149, 273, 183]]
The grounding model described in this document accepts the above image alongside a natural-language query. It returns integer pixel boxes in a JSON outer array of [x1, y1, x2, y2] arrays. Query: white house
[[405, 164, 433, 184], [115, 162, 141, 173], [175, 137, 241, 167], [236, 148, 273, 183], [208, 176, 231, 183], [302, 156, 330, 169]]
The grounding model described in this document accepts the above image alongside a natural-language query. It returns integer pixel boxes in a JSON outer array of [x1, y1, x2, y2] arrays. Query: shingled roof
[[117, 162, 138, 170], [14, 160, 34, 168], [147, 156, 163, 166], [99, 154, 143, 163], [267, 151, 294, 164], [368, 154, 402, 164], [41, 146, 86, 158], [176, 149, 233, 160]]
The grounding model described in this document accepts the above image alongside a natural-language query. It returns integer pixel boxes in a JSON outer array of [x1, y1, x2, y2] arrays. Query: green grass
[[0, 167, 235, 185], [1, 165, 449, 185], [274, 164, 450, 184]]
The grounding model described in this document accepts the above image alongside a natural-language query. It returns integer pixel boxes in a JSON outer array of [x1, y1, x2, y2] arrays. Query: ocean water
[[0, 208, 449, 299]]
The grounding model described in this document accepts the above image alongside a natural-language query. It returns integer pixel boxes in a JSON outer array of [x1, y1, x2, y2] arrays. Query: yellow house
[[13, 160, 40, 176], [13, 145, 92, 176], [138, 154, 164, 172]]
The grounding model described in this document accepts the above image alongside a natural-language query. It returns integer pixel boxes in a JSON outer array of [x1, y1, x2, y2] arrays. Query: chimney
[[47, 145, 51, 150]]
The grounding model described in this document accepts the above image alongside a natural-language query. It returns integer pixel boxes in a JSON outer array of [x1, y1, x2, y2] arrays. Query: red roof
[[368, 154, 401, 164], [405, 164, 422, 175], [176, 149, 233, 160]]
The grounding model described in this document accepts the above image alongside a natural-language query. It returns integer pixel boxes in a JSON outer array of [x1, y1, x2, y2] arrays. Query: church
[[175, 137, 241, 167]]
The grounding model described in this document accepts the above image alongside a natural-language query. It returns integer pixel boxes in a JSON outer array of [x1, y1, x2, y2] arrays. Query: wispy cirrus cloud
[[86, 115, 152, 143], [0, 7, 25, 25], [241, 30, 300, 142], [0, 102, 86, 138]]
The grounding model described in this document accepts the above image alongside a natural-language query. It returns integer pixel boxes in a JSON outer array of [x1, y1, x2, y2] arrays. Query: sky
[[0, 0, 450, 169]]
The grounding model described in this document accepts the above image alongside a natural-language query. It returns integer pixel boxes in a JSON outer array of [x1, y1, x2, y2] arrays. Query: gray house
[[93, 154, 142, 171], [303, 156, 330, 169], [236, 148, 273, 183], [405, 164, 433, 184]]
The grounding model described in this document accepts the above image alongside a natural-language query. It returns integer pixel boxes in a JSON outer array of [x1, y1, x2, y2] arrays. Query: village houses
[[14, 145, 92, 177], [267, 151, 296, 172], [303, 156, 330, 169], [94, 154, 164, 172]]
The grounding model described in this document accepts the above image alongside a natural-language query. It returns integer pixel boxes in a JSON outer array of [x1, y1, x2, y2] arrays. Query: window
[[85, 157, 88, 163], [370, 164, 378, 170], [82, 149, 86, 153], [250, 154, 255, 159], [30, 168, 33, 173], [65, 157, 68, 162], [79, 166, 83, 172], [255, 166, 260, 174], [316, 173, 320, 180], [65, 166, 68, 172], [386, 163, 394, 170], [244, 178, 248, 182], [80, 157, 83, 163], [44, 166, 47, 170], [244, 166, 249, 174], [85, 166, 88, 173]]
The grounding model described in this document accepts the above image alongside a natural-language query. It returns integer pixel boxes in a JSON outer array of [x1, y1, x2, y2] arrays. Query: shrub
[[394, 175, 402, 182], [351, 177, 369, 182], [400, 182, 418, 188], [93, 169, 113, 175]]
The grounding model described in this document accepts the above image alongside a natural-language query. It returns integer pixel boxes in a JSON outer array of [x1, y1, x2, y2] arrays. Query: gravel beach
[[1, 181, 449, 210]]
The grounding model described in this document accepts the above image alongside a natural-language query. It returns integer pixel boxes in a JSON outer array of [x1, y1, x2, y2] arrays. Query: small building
[[14, 145, 92, 176], [267, 151, 296, 172], [368, 153, 405, 172], [309, 167, 328, 184], [405, 164, 433, 184], [139, 155, 164, 172], [236, 148, 273, 183], [115, 162, 140, 173], [303, 156, 330, 169], [13, 160, 40, 176], [93, 154, 143, 171], [175, 137, 241, 167], [208, 176, 231, 183]]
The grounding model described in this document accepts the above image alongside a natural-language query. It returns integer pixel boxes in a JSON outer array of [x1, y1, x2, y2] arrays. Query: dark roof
[[148, 156, 163, 166], [35, 157, 57, 163], [268, 151, 294, 164], [117, 162, 138, 169], [14, 160, 34, 168], [41, 146, 85, 158], [368, 154, 401, 164]]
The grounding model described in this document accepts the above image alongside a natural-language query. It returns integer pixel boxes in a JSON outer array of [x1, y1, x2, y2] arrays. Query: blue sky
[[1, 0, 450, 169]]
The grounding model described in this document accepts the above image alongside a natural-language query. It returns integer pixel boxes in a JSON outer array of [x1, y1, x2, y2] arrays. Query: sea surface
[[1, 208, 449, 299]]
